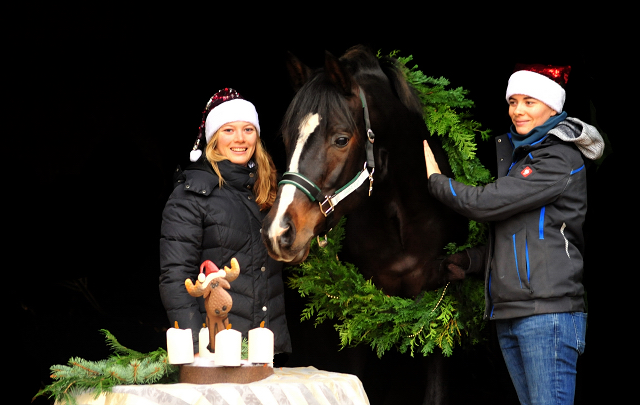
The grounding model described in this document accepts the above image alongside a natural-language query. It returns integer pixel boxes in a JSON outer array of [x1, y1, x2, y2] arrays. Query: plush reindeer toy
[[185, 258, 240, 351]]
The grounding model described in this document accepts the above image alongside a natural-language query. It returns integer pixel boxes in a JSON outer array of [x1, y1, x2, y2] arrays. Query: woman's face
[[214, 121, 258, 166], [509, 94, 557, 135]]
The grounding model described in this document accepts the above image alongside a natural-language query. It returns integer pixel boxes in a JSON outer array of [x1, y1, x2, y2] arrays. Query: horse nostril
[[279, 219, 295, 249]]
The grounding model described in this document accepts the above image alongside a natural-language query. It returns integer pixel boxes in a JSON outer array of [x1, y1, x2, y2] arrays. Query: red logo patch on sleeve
[[521, 166, 533, 177]]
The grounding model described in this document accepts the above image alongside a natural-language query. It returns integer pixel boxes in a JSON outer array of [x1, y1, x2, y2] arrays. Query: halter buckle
[[319, 196, 335, 217], [367, 129, 375, 143]]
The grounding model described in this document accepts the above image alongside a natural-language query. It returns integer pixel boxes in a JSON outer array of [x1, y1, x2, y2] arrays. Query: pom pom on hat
[[190, 149, 203, 162], [189, 88, 260, 162], [505, 64, 571, 113]]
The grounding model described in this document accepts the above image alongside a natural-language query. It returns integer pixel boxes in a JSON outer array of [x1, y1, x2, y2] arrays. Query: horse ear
[[286, 51, 313, 92], [324, 50, 354, 96]]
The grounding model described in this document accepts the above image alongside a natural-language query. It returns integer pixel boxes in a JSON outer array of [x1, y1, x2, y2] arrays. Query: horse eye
[[335, 136, 349, 147]]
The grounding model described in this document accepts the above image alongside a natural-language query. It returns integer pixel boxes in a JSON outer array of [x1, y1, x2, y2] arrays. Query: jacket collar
[[179, 158, 258, 195]]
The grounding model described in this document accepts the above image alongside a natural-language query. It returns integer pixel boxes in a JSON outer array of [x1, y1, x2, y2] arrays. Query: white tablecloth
[[65, 366, 370, 405]]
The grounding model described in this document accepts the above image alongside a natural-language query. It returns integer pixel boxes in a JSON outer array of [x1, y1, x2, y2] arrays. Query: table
[[65, 366, 370, 405]]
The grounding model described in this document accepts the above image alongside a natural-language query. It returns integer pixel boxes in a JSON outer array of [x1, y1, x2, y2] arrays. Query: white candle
[[248, 323, 274, 364], [214, 327, 242, 366], [166, 322, 194, 364], [199, 326, 213, 357]]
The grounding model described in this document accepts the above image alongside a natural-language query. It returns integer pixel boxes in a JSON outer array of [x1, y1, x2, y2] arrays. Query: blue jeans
[[495, 312, 587, 405]]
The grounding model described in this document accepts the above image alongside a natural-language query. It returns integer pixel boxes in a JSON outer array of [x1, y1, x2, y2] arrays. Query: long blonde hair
[[205, 129, 278, 211]]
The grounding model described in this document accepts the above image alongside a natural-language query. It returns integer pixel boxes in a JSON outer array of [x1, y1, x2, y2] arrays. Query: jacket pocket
[[511, 227, 532, 292], [491, 224, 533, 302]]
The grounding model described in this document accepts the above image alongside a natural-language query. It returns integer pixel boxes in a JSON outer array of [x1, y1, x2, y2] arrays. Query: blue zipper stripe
[[570, 165, 585, 175], [525, 240, 530, 283], [539, 206, 545, 239], [513, 234, 523, 289], [448, 178, 457, 196], [488, 273, 494, 318]]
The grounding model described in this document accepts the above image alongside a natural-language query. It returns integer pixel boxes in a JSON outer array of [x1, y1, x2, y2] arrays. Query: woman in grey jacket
[[424, 66, 603, 405], [159, 88, 291, 357]]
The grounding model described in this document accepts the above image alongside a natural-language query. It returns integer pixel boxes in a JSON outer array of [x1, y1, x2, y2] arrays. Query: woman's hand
[[423, 140, 441, 178]]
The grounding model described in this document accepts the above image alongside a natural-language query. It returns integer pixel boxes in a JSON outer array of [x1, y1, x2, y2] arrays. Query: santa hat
[[505, 64, 571, 113], [189, 88, 261, 162]]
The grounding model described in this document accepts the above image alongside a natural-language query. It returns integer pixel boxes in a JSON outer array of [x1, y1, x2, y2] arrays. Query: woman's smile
[[215, 121, 258, 166], [508, 94, 556, 135]]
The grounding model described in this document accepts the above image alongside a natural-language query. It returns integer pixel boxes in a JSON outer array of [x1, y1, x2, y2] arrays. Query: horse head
[[262, 49, 371, 263], [263, 45, 466, 296]]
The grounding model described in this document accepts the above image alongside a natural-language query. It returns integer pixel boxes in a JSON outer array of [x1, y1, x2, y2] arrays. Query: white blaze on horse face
[[289, 113, 320, 172], [267, 113, 321, 252]]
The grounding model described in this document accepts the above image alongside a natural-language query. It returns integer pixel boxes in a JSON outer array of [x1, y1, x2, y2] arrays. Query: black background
[[14, 7, 623, 404]]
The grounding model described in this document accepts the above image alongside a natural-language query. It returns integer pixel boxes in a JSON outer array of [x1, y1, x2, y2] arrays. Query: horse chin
[[267, 243, 310, 264]]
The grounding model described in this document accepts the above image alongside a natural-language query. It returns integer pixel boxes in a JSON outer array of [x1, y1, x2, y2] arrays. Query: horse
[[261, 45, 484, 405], [262, 45, 468, 298]]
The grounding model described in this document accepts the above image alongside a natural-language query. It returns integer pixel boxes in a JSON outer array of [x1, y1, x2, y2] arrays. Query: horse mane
[[340, 45, 424, 118]]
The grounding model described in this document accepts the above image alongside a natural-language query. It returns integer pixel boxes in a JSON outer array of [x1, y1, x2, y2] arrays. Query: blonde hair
[[205, 129, 278, 211]]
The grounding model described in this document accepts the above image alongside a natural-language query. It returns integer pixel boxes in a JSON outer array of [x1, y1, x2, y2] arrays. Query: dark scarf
[[510, 111, 567, 151], [188, 157, 258, 191]]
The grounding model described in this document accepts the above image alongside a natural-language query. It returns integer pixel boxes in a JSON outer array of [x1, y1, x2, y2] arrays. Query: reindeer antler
[[184, 259, 240, 297], [223, 258, 240, 283]]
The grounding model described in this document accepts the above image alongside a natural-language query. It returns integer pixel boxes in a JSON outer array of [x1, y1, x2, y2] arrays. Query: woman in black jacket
[[159, 88, 291, 357], [423, 66, 603, 404]]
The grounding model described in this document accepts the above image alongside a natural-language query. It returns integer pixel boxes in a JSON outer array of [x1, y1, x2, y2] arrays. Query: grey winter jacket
[[159, 158, 292, 354], [429, 117, 604, 320]]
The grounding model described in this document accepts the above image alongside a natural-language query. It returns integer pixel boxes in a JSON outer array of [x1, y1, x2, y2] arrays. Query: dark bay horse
[[262, 45, 468, 298], [261, 46, 488, 404]]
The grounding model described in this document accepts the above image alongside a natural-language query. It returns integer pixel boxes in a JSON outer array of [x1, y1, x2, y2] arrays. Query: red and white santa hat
[[505, 64, 571, 113], [190, 88, 261, 162]]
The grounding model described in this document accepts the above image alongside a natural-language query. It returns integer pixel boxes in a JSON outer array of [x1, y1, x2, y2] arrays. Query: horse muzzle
[[262, 194, 324, 264]]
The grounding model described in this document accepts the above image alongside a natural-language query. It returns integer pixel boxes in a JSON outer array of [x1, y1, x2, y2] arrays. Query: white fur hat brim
[[204, 98, 260, 142], [506, 70, 566, 113]]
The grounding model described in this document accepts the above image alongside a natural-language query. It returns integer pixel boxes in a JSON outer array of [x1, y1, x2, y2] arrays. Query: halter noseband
[[279, 87, 375, 217]]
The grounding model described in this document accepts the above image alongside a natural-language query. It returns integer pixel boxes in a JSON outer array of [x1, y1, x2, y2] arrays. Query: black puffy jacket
[[159, 158, 291, 354]]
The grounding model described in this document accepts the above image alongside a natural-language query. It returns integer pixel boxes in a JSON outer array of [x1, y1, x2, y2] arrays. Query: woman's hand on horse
[[423, 140, 441, 178]]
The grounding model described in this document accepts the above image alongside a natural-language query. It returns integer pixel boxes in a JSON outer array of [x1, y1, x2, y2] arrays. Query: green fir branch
[[33, 330, 178, 405], [385, 51, 493, 187]]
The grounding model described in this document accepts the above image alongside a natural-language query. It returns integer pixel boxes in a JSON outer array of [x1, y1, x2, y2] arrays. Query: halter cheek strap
[[279, 87, 375, 217]]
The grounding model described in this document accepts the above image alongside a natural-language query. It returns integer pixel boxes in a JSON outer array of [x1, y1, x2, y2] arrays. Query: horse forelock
[[281, 74, 359, 151]]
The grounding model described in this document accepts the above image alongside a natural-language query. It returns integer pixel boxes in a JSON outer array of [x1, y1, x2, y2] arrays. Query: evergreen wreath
[[286, 51, 493, 358]]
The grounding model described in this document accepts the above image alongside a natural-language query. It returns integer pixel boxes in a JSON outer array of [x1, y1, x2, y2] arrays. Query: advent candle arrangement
[[248, 321, 274, 364], [214, 324, 241, 367], [166, 321, 194, 364]]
